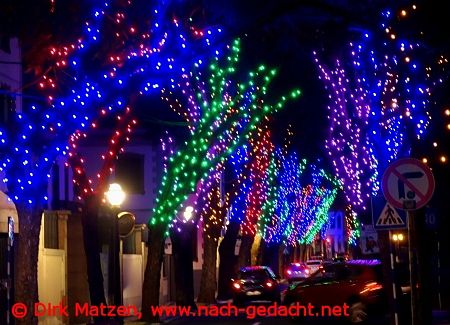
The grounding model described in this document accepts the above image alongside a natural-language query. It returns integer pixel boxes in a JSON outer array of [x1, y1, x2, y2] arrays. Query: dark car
[[285, 262, 311, 283], [332, 253, 349, 263], [232, 266, 280, 306], [284, 260, 387, 323]]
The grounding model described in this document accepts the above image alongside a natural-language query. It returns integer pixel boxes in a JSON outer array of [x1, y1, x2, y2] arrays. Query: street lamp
[[392, 233, 404, 242], [105, 183, 125, 323], [105, 183, 126, 207], [183, 206, 194, 222], [391, 232, 405, 263]]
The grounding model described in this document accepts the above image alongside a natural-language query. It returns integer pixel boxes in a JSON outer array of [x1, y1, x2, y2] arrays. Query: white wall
[[122, 254, 143, 308], [37, 212, 68, 325]]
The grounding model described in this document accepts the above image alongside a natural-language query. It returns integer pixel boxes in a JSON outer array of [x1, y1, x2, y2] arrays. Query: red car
[[284, 260, 387, 323]]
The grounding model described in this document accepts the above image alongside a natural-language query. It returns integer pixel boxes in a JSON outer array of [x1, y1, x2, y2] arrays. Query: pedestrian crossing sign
[[372, 196, 407, 230]]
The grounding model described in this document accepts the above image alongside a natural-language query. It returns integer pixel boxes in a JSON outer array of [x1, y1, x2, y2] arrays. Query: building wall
[[62, 144, 162, 224], [111, 144, 163, 224], [48, 141, 163, 225], [37, 211, 69, 325], [0, 37, 22, 195], [325, 210, 346, 254], [0, 37, 22, 113]]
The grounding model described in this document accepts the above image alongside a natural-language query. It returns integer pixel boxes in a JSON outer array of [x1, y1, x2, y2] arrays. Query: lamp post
[[392, 232, 405, 263], [105, 183, 125, 322], [171, 196, 197, 307]]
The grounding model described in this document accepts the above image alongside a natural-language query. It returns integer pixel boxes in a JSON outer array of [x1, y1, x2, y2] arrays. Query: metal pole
[[6, 231, 11, 325], [389, 231, 399, 325], [120, 239, 123, 305], [113, 209, 123, 324], [408, 211, 417, 325], [6, 216, 14, 325], [437, 237, 442, 310]]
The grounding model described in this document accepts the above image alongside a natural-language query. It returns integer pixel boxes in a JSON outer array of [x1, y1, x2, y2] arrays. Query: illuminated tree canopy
[[150, 38, 300, 228], [315, 6, 440, 214]]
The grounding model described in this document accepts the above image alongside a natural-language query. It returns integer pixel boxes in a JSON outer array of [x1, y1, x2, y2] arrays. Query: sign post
[[6, 216, 14, 325], [382, 158, 435, 325]]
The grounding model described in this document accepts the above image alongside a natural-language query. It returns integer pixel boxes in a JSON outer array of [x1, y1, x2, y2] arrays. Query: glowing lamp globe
[[105, 183, 126, 207], [183, 206, 194, 222]]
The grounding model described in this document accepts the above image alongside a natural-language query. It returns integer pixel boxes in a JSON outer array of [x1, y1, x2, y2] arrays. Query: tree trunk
[[250, 235, 261, 266], [262, 242, 280, 277], [237, 235, 254, 269], [217, 221, 239, 300], [14, 203, 42, 325], [197, 233, 219, 303], [170, 227, 195, 307], [81, 196, 107, 319], [278, 244, 286, 277], [256, 239, 265, 266], [141, 223, 165, 322], [293, 244, 299, 262]]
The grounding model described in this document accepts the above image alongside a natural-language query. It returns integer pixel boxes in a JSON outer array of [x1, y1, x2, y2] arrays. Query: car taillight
[[304, 269, 309, 274], [360, 281, 383, 294], [287, 270, 292, 275], [233, 281, 241, 290], [265, 281, 274, 288]]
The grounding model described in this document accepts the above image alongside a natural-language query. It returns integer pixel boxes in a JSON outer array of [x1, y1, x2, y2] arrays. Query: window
[[0, 83, 16, 124], [115, 153, 145, 194], [44, 213, 59, 249]]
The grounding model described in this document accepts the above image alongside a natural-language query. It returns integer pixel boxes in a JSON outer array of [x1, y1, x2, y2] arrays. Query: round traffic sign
[[382, 158, 435, 210]]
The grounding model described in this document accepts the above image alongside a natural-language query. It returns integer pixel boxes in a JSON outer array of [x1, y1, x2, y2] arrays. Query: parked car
[[232, 266, 280, 306], [285, 262, 310, 283], [305, 258, 323, 274], [284, 260, 387, 323], [332, 253, 349, 263]]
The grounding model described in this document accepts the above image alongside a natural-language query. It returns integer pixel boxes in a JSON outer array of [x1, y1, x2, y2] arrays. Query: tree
[[143, 38, 300, 319], [68, 105, 136, 320], [216, 144, 249, 300], [315, 6, 444, 323], [1, 1, 224, 322], [196, 124, 272, 303], [314, 6, 436, 221], [257, 148, 340, 273], [196, 170, 226, 303], [0, 90, 98, 324], [237, 124, 273, 268]]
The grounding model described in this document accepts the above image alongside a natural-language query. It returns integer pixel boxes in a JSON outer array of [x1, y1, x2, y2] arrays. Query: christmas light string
[[314, 4, 442, 219], [149, 38, 300, 229], [0, 0, 223, 207], [68, 106, 137, 200]]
